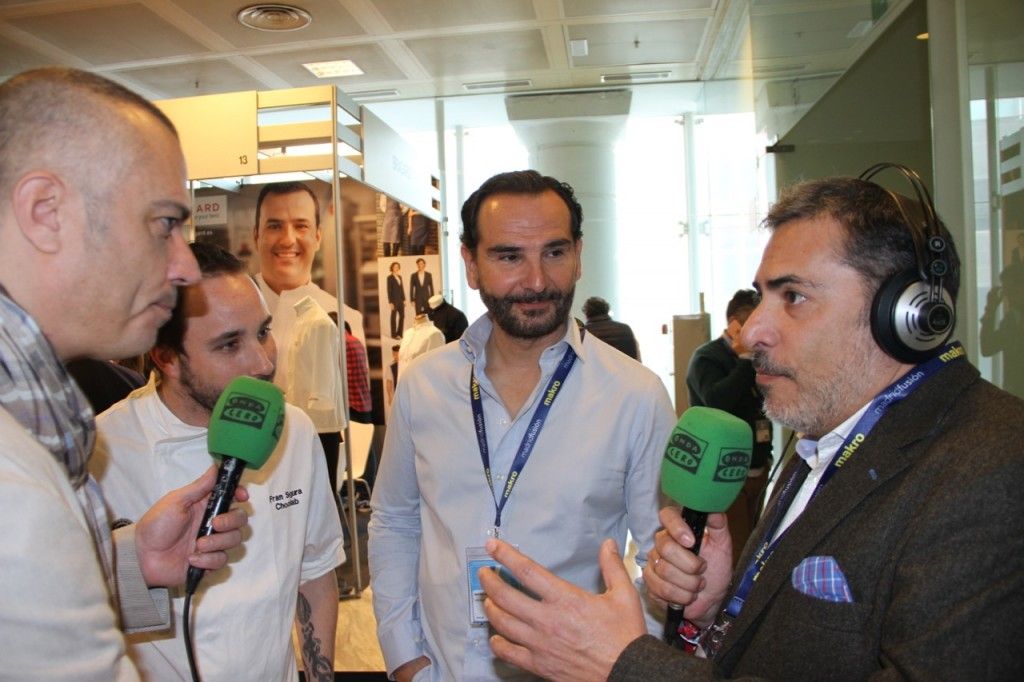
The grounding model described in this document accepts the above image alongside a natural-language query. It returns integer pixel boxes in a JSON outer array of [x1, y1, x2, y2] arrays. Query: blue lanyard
[[724, 341, 966, 618], [470, 344, 577, 536]]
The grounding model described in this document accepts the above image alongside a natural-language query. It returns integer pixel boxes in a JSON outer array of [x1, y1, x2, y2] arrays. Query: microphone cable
[[767, 429, 796, 487], [183, 589, 201, 682]]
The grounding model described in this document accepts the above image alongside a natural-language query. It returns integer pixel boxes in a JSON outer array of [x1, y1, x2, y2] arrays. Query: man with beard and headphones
[[368, 170, 676, 681], [476, 168, 1024, 681]]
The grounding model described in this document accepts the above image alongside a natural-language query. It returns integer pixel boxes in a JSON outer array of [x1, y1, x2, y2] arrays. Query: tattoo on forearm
[[297, 593, 333, 682]]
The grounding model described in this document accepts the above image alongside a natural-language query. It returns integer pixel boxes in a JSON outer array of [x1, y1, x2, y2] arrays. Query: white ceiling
[[0, 1, 1018, 133], [0, 2, 893, 101]]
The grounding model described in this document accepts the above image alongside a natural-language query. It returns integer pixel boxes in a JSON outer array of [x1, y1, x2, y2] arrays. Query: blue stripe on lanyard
[[725, 341, 966, 618], [471, 344, 577, 533]]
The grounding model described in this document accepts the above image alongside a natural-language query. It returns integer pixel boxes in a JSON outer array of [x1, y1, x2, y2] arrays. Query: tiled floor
[[293, 586, 385, 676], [334, 588, 385, 672]]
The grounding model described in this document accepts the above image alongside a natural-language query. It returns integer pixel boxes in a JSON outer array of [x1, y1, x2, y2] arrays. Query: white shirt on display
[[255, 273, 365, 395], [397, 315, 444, 381], [287, 296, 347, 431]]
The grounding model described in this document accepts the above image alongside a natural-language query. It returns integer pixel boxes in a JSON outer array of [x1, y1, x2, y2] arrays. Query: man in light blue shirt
[[369, 170, 676, 681]]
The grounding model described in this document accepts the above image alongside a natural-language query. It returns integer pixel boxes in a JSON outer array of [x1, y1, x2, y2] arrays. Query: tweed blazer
[[611, 359, 1024, 681]]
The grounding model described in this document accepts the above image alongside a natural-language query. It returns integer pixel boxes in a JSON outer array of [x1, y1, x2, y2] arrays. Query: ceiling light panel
[[302, 59, 364, 78], [249, 43, 405, 85]]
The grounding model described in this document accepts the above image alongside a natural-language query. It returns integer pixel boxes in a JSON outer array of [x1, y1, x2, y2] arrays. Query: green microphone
[[660, 406, 752, 648], [185, 376, 285, 594]]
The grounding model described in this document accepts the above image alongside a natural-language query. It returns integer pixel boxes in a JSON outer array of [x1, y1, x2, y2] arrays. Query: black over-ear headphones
[[858, 162, 956, 363]]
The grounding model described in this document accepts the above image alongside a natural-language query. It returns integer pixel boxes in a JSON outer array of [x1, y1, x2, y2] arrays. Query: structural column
[[510, 112, 627, 318]]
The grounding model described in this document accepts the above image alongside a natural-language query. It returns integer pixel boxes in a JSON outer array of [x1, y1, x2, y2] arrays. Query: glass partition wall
[[160, 85, 442, 593]]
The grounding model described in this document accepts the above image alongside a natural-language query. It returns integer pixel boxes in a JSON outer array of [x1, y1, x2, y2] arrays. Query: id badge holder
[[466, 545, 519, 627]]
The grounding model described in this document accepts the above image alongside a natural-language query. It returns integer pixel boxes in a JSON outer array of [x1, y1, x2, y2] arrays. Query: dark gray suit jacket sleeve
[[610, 635, 720, 681]]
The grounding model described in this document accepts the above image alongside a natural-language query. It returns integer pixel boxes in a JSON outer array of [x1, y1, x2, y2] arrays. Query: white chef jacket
[[91, 380, 344, 681]]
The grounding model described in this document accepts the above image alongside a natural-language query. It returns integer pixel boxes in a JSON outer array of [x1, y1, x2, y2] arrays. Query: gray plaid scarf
[[0, 285, 94, 489]]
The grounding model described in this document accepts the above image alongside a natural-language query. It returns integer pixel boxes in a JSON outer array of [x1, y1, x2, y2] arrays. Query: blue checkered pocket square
[[791, 556, 854, 603]]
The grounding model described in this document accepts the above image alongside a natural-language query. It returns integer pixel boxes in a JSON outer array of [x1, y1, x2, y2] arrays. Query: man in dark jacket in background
[[686, 289, 772, 565], [582, 296, 640, 360]]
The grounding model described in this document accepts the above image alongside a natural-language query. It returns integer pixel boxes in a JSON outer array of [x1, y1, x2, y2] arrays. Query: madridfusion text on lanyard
[[470, 344, 577, 538], [724, 341, 966, 620]]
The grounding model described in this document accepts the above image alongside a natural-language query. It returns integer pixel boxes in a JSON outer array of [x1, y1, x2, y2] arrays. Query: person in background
[[91, 242, 343, 681], [582, 296, 640, 360], [980, 263, 1024, 398], [477, 174, 1024, 681], [66, 358, 146, 415], [369, 170, 676, 681], [252, 181, 366, 387], [382, 196, 404, 257], [343, 320, 373, 424], [0, 66, 247, 676], [386, 261, 406, 339], [686, 289, 772, 565], [408, 211, 429, 255], [385, 343, 401, 404], [410, 257, 435, 315], [251, 181, 366, 532]]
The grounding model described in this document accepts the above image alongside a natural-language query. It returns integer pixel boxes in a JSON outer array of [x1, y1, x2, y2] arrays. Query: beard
[[479, 284, 575, 340], [752, 338, 878, 438], [179, 358, 275, 416]]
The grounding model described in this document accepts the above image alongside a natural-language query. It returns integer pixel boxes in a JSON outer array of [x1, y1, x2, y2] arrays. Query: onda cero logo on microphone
[[664, 428, 708, 473], [712, 448, 751, 483], [221, 393, 269, 429]]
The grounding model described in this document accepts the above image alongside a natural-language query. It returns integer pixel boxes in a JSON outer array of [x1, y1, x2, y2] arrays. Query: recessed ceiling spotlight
[[237, 4, 312, 32]]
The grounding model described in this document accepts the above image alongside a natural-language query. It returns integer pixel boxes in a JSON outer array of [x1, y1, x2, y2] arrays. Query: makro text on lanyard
[[725, 341, 966, 619], [470, 344, 577, 537]]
